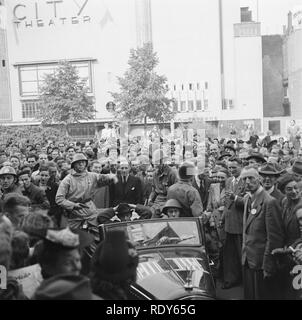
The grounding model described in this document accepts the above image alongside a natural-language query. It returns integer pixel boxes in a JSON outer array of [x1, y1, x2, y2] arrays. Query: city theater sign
[[13, 0, 91, 28]]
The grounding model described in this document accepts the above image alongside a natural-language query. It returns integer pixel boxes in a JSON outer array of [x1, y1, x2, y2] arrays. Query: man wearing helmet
[[167, 162, 203, 217], [161, 199, 184, 218], [55, 153, 118, 229], [0, 166, 22, 198]]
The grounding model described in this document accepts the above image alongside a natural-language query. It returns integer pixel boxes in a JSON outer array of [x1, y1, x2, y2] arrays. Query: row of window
[[167, 82, 208, 91], [221, 99, 234, 110], [172, 99, 209, 112]]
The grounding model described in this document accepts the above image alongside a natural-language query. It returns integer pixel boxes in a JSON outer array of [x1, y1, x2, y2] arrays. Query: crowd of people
[[1, 123, 302, 300]]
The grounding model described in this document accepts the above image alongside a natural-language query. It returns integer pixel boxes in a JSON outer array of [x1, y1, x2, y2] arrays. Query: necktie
[[247, 196, 252, 217]]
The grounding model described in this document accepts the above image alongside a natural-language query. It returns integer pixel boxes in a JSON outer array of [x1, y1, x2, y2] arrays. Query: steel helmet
[[0, 166, 17, 177], [162, 199, 183, 214], [178, 161, 196, 180], [71, 153, 88, 169]]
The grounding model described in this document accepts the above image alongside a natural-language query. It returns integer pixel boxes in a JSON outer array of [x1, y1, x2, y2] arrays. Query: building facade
[[0, 0, 264, 139]]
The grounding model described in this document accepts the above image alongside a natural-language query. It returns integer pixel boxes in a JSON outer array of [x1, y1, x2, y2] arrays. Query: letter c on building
[[13, 4, 26, 21]]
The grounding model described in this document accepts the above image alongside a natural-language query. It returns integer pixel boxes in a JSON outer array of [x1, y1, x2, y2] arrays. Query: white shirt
[[195, 175, 201, 188]]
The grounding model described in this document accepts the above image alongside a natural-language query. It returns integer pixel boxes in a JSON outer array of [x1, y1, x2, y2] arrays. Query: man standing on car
[[56, 153, 117, 229]]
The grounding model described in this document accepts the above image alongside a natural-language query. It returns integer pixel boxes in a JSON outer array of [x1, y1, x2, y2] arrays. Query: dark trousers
[[243, 262, 281, 300], [223, 233, 242, 285]]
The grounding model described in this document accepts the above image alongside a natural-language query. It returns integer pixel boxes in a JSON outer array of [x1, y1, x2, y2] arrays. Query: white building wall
[[4, 0, 136, 122], [286, 28, 302, 119], [231, 24, 263, 123], [2, 0, 264, 126], [151, 0, 222, 117], [221, 0, 240, 105]]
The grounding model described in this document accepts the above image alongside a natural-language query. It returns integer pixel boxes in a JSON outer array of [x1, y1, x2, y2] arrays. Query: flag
[[99, 8, 113, 30]]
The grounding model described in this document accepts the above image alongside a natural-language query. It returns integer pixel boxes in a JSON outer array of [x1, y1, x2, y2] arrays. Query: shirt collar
[[71, 169, 88, 177], [250, 186, 264, 202], [267, 186, 275, 195]]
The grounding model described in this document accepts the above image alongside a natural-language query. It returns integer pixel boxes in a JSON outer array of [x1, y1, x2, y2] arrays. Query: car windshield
[[105, 219, 202, 249]]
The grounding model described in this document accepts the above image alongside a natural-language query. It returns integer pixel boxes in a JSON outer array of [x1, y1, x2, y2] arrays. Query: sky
[[240, 0, 302, 34]]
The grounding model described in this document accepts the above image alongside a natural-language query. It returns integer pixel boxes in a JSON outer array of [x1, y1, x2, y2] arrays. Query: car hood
[[136, 248, 215, 299]]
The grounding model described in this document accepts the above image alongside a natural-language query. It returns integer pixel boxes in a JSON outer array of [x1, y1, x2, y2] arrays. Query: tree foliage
[[37, 61, 96, 129], [111, 43, 174, 124]]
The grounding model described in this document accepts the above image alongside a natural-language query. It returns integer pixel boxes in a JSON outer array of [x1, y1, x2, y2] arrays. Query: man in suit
[[259, 162, 285, 207], [192, 167, 211, 210], [240, 166, 284, 300], [110, 160, 143, 207], [222, 157, 245, 289]]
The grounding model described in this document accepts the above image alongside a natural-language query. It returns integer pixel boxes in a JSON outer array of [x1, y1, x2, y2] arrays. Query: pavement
[[215, 280, 244, 300]]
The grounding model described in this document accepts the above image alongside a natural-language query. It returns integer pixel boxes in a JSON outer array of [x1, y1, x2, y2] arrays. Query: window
[[2, 60, 5, 67], [173, 84, 176, 91], [22, 100, 41, 118], [196, 83, 200, 90], [204, 99, 209, 110], [229, 99, 234, 109], [189, 83, 193, 90], [180, 101, 186, 111], [172, 100, 178, 112], [196, 100, 202, 110], [205, 82, 208, 89], [188, 100, 194, 111], [222, 99, 228, 110], [268, 120, 281, 135], [181, 84, 184, 91], [19, 61, 93, 97]]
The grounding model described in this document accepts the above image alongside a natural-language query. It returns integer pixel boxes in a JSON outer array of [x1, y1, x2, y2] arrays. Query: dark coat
[[97, 204, 152, 224], [110, 175, 143, 207], [192, 175, 211, 209], [270, 187, 285, 207], [223, 177, 245, 234], [241, 188, 284, 274], [167, 180, 203, 217], [281, 198, 302, 247], [22, 183, 50, 209]]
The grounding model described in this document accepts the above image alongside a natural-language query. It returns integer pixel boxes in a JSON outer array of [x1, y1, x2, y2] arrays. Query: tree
[[37, 61, 96, 136], [110, 43, 174, 134]]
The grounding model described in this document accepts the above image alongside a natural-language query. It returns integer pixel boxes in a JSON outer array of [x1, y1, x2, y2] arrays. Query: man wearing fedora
[[246, 152, 267, 169], [288, 159, 302, 182], [259, 163, 285, 206], [240, 166, 285, 299]]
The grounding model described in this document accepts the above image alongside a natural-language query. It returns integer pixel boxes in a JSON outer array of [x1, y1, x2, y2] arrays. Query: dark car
[[98, 217, 216, 300]]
